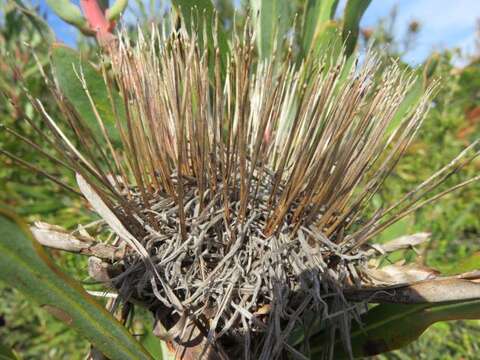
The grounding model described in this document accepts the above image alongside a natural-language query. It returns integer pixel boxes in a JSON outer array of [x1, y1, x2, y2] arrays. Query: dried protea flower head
[[7, 17, 480, 360]]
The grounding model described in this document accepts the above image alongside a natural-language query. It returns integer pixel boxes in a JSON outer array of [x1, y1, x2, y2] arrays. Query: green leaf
[[387, 76, 424, 135], [342, 0, 372, 57], [301, 0, 339, 55], [0, 209, 153, 360], [50, 44, 124, 146], [250, 0, 292, 59], [301, 18, 345, 73], [106, 0, 129, 21], [310, 300, 480, 358], [45, 0, 92, 35], [0, 342, 17, 360], [141, 330, 171, 359], [172, 0, 229, 73], [172, 0, 216, 28]]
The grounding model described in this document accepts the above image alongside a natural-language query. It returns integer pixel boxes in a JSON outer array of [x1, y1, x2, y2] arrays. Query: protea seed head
[[6, 18, 479, 360]]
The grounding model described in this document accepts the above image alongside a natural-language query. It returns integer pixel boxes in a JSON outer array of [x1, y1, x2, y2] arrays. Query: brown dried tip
[[8, 19, 480, 360]]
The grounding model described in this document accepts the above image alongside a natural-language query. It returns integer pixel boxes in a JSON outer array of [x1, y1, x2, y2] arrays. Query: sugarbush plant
[[1, 1, 480, 359]]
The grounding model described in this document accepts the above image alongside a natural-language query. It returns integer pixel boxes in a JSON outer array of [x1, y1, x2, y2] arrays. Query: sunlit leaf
[[387, 77, 424, 135], [309, 20, 343, 62], [0, 209, 153, 360], [106, 0, 129, 21], [309, 298, 480, 358], [302, 0, 339, 55], [50, 44, 124, 146], [45, 0, 91, 35], [250, 0, 292, 59], [171, 0, 229, 72], [345, 278, 480, 304], [342, 0, 372, 57], [140, 330, 176, 359]]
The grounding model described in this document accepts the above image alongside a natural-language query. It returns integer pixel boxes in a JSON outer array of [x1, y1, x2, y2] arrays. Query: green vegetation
[[378, 55, 480, 360], [365, 14, 480, 360]]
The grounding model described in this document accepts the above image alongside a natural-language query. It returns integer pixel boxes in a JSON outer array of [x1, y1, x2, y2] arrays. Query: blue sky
[[358, 0, 480, 64], [35, 0, 480, 65]]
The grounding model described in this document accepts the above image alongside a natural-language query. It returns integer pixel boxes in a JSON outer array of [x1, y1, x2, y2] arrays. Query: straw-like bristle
[[5, 18, 480, 360]]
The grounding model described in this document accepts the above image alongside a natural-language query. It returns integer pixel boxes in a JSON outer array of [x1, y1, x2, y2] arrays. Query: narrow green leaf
[[172, 0, 216, 28], [342, 0, 372, 57], [141, 330, 170, 359], [387, 76, 424, 135], [171, 0, 229, 72], [250, 0, 292, 59], [0, 209, 153, 360], [50, 44, 124, 146], [422, 53, 440, 84], [302, 0, 339, 55], [0, 343, 17, 360], [309, 300, 480, 358], [45, 0, 91, 35], [106, 0, 129, 21], [306, 20, 343, 67]]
